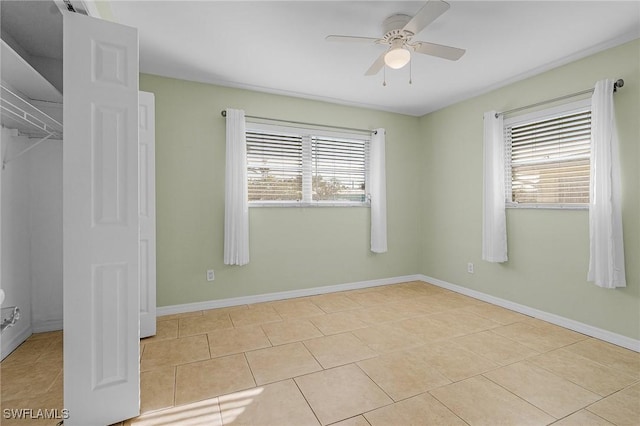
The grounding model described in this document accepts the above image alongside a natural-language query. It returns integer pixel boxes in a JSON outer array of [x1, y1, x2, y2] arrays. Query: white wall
[[0, 129, 63, 359], [1, 129, 33, 358], [29, 139, 63, 332]]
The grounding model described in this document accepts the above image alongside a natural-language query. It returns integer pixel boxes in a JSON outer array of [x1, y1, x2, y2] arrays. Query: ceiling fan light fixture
[[384, 46, 410, 69]]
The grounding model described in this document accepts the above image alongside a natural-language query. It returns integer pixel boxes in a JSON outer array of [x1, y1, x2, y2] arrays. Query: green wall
[[419, 39, 639, 340], [142, 38, 640, 341], [140, 75, 422, 307]]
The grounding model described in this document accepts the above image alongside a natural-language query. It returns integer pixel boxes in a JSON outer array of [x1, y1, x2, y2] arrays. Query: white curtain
[[370, 128, 387, 253], [482, 111, 508, 263], [588, 79, 626, 288], [224, 108, 250, 265]]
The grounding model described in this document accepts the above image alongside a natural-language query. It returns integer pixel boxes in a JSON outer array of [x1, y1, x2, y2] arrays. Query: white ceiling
[[2, 1, 638, 116], [106, 1, 639, 116]]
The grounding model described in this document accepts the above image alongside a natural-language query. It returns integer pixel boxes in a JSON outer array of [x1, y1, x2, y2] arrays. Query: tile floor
[[1, 281, 639, 425]]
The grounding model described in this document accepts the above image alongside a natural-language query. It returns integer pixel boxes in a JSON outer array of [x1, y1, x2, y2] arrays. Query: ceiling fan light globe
[[384, 47, 410, 69]]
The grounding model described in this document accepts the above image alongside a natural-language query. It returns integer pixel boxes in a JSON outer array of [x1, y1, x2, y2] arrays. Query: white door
[[139, 91, 156, 338], [63, 12, 140, 426]]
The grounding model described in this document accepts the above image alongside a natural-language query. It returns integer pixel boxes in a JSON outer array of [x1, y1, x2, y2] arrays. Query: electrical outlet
[[206, 269, 215, 281], [467, 262, 474, 274]]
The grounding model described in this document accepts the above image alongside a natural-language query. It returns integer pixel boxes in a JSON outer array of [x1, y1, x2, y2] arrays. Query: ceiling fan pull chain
[[383, 66, 387, 87]]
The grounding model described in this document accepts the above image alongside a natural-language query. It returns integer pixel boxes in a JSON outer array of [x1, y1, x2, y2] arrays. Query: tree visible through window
[[246, 125, 369, 205]]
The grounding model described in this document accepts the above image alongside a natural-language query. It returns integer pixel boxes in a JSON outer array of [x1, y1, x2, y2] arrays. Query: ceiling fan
[[326, 0, 465, 76]]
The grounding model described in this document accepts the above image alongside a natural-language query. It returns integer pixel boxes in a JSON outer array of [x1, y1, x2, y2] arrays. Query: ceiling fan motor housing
[[382, 14, 413, 42]]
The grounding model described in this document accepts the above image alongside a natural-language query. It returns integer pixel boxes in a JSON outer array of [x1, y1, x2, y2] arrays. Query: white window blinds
[[505, 102, 591, 206], [312, 136, 367, 202], [246, 124, 369, 205], [246, 130, 303, 201]]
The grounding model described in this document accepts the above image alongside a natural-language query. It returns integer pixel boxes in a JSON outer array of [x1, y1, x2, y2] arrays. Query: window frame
[[503, 98, 591, 210], [245, 122, 371, 208]]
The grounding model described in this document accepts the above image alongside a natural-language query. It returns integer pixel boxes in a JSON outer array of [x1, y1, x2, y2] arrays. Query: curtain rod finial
[[221, 110, 227, 117]]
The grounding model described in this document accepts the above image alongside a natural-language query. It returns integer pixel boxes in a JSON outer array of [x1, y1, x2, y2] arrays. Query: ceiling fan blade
[[325, 35, 381, 44], [413, 41, 465, 60], [365, 52, 386, 76], [403, 0, 450, 35]]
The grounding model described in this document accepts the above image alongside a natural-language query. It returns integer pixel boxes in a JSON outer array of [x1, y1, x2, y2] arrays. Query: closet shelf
[[1, 39, 62, 140], [1, 84, 63, 139]]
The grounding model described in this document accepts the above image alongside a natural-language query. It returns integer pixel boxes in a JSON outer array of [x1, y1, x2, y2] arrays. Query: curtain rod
[[220, 110, 376, 135], [495, 78, 624, 118]]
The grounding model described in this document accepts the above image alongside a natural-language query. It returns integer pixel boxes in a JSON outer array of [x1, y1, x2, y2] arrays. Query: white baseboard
[[1, 324, 32, 361], [32, 319, 63, 333], [156, 273, 639, 353], [157, 274, 423, 317], [419, 274, 640, 352]]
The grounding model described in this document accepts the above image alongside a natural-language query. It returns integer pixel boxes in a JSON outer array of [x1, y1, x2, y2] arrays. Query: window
[[246, 123, 370, 206], [504, 99, 591, 208]]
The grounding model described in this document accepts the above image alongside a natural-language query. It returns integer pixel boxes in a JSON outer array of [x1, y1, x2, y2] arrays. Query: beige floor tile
[[428, 310, 501, 336], [309, 311, 368, 335], [383, 299, 439, 317], [309, 293, 361, 313], [157, 310, 203, 321], [329, 416, 370, 426], [357, 349, 451, 401], [245, 342, 322, 385], [178, 314, 233, 337], [35, 337, 63, 364], [202, 305, 248, 317], [439, 291, 485, 306], [373, 286, 418, 303], [587, 382, 640, 425], [484, 361, 600, 418], [1, 338, 57, 366], [229, 304, 283, 327], [430, 376, 555, 426], [124, 398, 222, 425], [140, 366, 175, 414], [392, 315, 457, 342], [409, 294, 462, 313], [491, 321, 586, 352], [27, 330, 63, 342], [351, 306, 412, 324], [564, 338, 640, 379], [140, 319, 179, 346], [529, 348, 637, 396], [1, 361, 61, 401], [462, 302, 530, 325], [304, 332, 377, 369], [352, 323, 423, 354], [417, 341, 500, 382], [261, 319, 323, 345], [345, 291, 390, 307], [208, 325, 271, 358], [219, 379, 319, 425], [175, 354, 255, 405], [295, 364, 393, 425], [141, 334, 210, 371], [271, 299, 326, 319], [451, 330, 540, 365], [0, 375, 64, 426], [554, 410, 614, 425], [365, 392, 466, 426]]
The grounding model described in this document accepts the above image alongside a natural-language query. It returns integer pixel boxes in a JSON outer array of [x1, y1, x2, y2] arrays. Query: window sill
[[506, 203, 588, 210], [249, 201, 370, 208]]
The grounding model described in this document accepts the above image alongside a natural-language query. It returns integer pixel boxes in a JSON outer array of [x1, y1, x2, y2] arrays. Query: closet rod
[[220, 110, 376, 135], [495, 78, 624, 118]]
